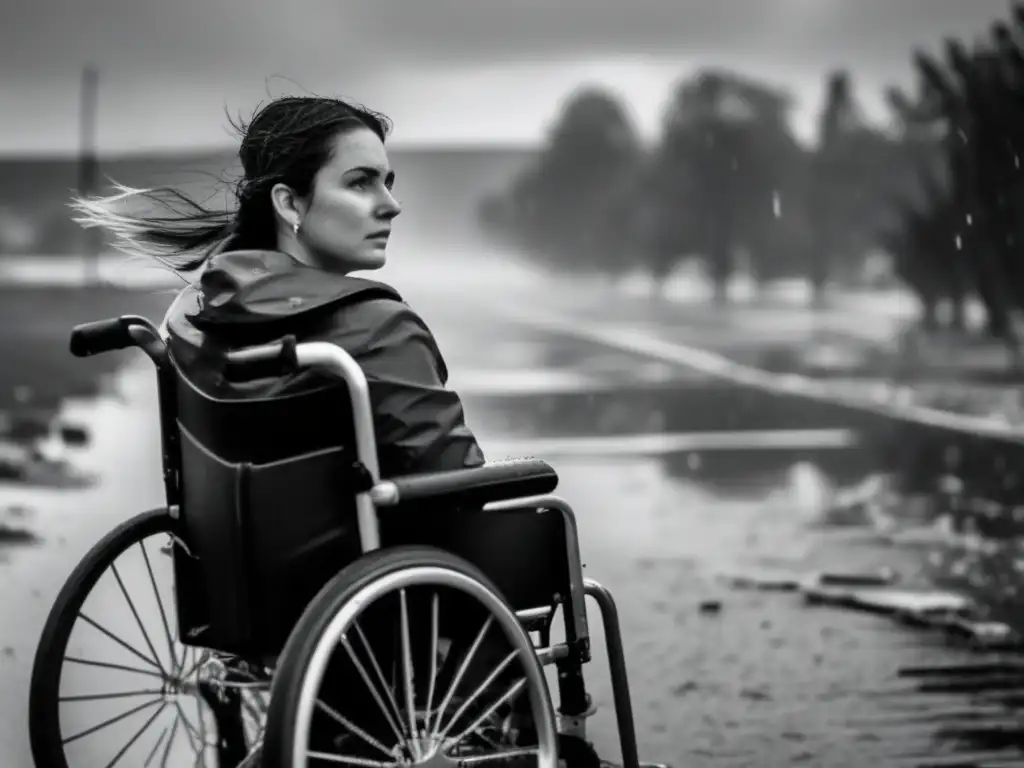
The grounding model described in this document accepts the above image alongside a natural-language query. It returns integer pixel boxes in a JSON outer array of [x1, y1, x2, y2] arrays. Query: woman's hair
[[70, 95, 392, 274]]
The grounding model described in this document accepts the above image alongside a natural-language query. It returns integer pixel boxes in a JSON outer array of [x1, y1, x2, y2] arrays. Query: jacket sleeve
[[320, 298, 486, 477]]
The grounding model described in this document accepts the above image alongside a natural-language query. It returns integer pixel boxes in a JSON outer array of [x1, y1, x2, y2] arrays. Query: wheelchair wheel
[[28, 508, 265, 767], [262, 546, 559, 768]]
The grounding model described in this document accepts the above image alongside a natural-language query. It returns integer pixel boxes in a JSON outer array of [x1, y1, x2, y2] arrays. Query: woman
[[72, 95, 485, 479], [72, 95, 529, 760]]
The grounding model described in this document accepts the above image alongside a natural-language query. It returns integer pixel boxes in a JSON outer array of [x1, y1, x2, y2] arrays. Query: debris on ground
[[3, 504, 32, 519], [940, 617, 1024, 651], [899, 660, 1024, 679], [3, 407, 52, 442], [57, 421, 90, 446], [719, 572, 801, 592], [717, 562, 1024, 654], [0, 521, 40, 545], [698, 599, 723, 615], [721, 567, 898, 594], [816, 567, 900, 587], [0, 436, 95, 488], [801, 579, 970, 615]]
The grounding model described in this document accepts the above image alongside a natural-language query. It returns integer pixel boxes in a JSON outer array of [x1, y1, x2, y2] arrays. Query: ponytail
[[70, 182, 239, 275]]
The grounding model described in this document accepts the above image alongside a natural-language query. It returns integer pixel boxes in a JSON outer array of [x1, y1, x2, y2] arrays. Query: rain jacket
[[162, 249, 486, 478]]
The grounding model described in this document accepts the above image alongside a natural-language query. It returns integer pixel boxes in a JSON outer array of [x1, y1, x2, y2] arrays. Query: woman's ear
[[270, 183, 304, 232]]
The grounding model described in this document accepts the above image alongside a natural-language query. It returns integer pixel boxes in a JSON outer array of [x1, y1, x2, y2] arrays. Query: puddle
[[5, 314, 1024, 766]]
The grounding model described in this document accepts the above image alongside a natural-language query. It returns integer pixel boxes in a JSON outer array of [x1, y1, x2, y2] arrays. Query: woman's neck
[[278, 245, 353, 276]]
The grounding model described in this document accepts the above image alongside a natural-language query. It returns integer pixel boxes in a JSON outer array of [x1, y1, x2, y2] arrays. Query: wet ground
[[3, 285, 1024, 766]]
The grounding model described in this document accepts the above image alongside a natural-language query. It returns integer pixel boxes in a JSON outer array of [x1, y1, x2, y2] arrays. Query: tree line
[[477, 3, 1024, 348]]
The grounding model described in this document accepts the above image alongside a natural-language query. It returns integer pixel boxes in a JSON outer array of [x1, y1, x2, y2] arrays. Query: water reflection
[[469, 362, 1024, 766], [563, 451, 1024, 766]]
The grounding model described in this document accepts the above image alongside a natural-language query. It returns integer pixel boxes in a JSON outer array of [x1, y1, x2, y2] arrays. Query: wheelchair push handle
[[70, 315, 160, 357], [223, 335, 300, 382]]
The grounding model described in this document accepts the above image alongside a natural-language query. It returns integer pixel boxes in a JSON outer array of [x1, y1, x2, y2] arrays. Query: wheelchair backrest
[[167, 352, 575, 659], [170, 360, 364, 656]]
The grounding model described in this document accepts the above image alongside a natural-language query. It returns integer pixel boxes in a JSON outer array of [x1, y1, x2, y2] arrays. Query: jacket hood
[[163, 249, 403, 354], [185, 250, 401, 330]]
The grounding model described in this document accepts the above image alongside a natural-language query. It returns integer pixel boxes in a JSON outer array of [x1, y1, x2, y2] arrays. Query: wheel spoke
[[171, 644, 190, 680], [111, 562, 167, 673], [443, 679, 528, 753], [79, 612, 163, 672], [432, 615, 494, 734], [142, 724, 169, 767], [424, 592, 440, 730], [354, 620, 406, 733], [306, 751, 398, 767], [179, 701, 211, 754], [159, 711, 180, 768], [339, 632, 405, 746], [102, 701, 168, 768], [61, 689, 166, 703], [62, 697, 163, 745], [241, 692, 267, 737], [434, 649, 519, 742], [65, 655, 167, 681], [173, 700, 201, 754], [176, 648, 208, 685], [195, 692, 209, 763], [238, 746, 264, 768], [139, 540, 180, 673], [456, 747, 540, 765], [314, 699, 395, 760], [468, 725, 502, 750], [398, 589, 420, 760]]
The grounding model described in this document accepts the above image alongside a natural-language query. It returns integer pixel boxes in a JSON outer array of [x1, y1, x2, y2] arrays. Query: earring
[[292, 220, 300, 236]]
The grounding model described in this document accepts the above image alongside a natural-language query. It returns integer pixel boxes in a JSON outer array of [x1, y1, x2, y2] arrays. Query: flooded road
[[3, 288, 1024, 767]]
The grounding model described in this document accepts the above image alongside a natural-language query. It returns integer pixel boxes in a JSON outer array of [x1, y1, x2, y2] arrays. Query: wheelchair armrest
[[372, 459, 558, 508]]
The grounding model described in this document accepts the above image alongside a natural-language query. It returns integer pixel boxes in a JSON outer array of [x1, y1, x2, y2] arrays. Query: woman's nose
[[379, 190, 402, 219]]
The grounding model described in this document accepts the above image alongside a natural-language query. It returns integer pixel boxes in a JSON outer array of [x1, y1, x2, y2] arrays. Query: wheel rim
[[290, 565, 559, 768], [47, 527, 267, 766]]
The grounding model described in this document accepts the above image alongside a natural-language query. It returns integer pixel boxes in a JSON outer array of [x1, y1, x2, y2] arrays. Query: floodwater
[[2, 288, 1024, 768]]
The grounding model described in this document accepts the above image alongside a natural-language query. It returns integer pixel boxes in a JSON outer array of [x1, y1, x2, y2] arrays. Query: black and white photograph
[[5, 1, 1024, 766]]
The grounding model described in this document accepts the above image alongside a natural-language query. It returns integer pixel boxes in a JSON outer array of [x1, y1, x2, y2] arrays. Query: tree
[[806, 71, 900, 305], [476, 85, 644, 276], [880, 83, 967, 330], [876, 5, 1024, 373], [649, 69, 803, 302], [895, 40, 1021, 356], [878, 182, 965, 331]]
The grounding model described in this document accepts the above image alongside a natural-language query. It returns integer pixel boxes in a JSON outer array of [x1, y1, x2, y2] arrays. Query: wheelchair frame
[[39, 315, 652, 767]]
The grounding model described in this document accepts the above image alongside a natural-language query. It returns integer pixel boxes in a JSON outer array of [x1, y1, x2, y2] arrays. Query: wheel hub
[[410, 744, 460, 768]]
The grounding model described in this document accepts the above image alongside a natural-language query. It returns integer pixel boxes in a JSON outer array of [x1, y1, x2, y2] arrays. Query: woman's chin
[[350, 247, 388, 272], [363, 252, 388, 271]]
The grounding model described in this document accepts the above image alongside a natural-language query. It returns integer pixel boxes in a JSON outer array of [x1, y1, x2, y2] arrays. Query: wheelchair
[[28, 314, 666, 768]]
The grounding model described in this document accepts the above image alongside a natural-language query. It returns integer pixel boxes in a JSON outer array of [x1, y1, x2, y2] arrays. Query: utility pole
[[78, 65, 101, 284]]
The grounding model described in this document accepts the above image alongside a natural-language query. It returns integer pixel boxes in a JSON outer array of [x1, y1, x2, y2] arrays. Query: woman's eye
[[349, 174, 394, 192]]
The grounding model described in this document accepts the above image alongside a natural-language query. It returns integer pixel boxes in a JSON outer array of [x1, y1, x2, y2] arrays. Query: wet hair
[[71, 95, 391, 274]]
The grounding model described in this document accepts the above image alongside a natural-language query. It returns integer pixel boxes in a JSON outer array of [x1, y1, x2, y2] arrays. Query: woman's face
[[296, 126, 401, 273]]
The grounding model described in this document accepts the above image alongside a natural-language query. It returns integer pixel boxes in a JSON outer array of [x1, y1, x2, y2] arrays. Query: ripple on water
[[554, 453, 1024, 767]]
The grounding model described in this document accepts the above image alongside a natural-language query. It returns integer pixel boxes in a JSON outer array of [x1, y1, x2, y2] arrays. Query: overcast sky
[[2, 0, 1014, 154]]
